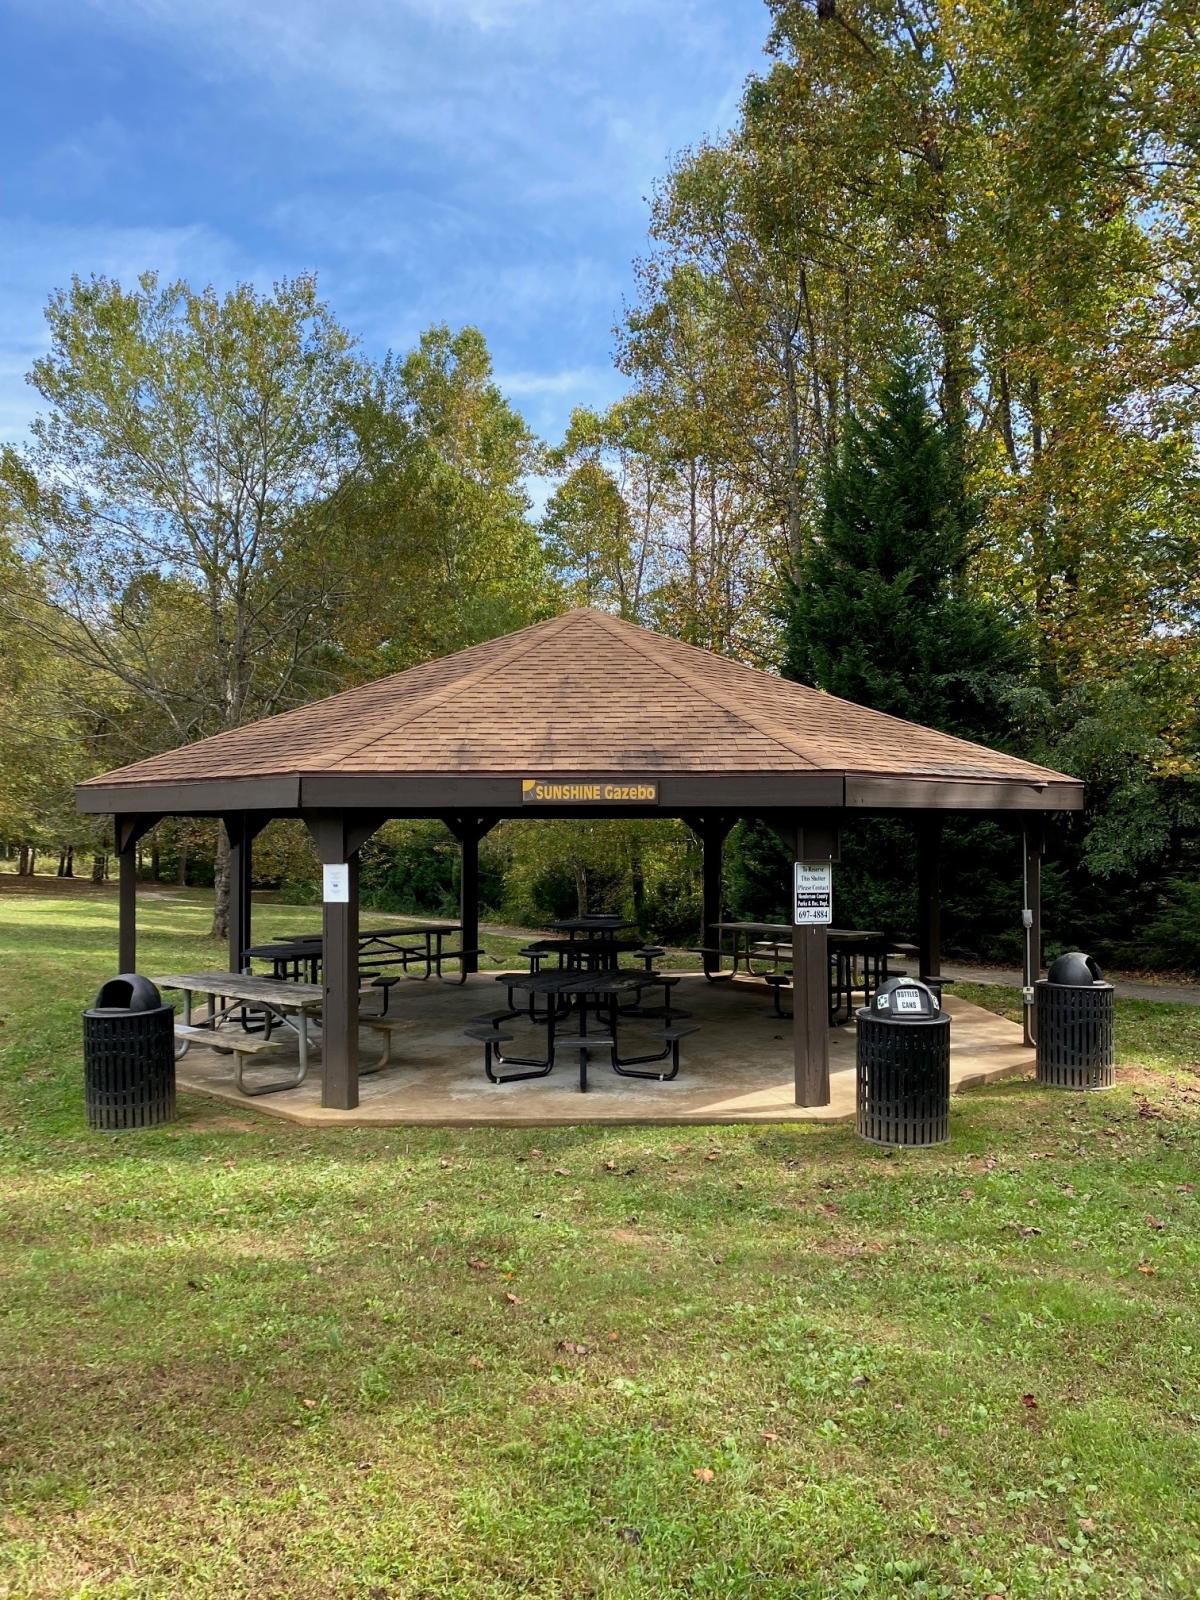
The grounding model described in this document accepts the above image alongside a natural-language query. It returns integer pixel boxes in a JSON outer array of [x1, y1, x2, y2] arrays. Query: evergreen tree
[[783, 350, 1027, 741]]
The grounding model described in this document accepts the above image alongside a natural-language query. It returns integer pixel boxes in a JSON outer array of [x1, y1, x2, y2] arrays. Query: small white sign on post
[[793, 861, 832, 926], [322, 863, 350, 904]]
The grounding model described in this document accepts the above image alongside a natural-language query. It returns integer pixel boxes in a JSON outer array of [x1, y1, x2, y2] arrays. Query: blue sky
[[0, 0, 769, 456]]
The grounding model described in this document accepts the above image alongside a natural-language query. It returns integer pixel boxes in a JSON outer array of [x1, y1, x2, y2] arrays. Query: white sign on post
[[322, 863, 350, 904], [793, 861, 833, 926]]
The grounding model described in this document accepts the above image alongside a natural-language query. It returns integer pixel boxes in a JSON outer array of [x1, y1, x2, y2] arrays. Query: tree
[[339, 325, 550, 672], [1, 272, 371, 934], [783, 348, 1028, 740]]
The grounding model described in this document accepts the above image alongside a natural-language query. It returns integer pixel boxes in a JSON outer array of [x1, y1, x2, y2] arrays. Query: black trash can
[[1035, 952, 1114, 1091], [83, 974, 176, 1129], [856, 978, 950, 1147]]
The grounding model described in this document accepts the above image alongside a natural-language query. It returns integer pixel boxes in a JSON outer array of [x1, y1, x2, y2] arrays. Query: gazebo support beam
[[683, 815, 735, 975], [225, 813, 270, 974], [917, 817, 942, 978], [792, 820, 836, 1108], [446, 816, 497, 975], [114, 813, 161, 973], [1022, 819, 1044, 1047], [305, 812, 386, 1111]]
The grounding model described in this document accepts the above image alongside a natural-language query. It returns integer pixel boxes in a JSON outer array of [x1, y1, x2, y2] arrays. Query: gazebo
[[76, 609, 1082, 1111]]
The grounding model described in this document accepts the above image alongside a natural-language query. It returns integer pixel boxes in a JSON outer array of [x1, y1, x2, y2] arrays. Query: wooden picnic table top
[[244, 940, 321, 960], [714, 921, 886, 941], [500, 967, 650, 998], [277, 925, 459, 947], [547, 917, 637, 935], [152, 971, 324, 1008]]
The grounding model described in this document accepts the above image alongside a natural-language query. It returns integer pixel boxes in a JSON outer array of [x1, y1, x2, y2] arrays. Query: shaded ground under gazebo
[[77, 608, 1082, 1114]]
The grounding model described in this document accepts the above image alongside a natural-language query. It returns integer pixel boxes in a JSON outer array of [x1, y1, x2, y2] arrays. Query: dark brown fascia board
[[75, 775, 302, 815], [75, 769, 1081, 819], [297, 773, 848, 811], [844, 775, 1083, 811]]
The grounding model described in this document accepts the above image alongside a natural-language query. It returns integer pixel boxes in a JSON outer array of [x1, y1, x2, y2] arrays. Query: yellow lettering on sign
[[522, 778, 658, 804]]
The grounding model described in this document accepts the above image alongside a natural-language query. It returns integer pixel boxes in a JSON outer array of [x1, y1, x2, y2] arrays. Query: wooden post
[[114, 813, 161, 974], [446, 816, 495, 976], [917, 817, 942, 978], [118, 841, 137, 973], [684, 816, 734, 974], [791, 820, 836, 1108], [460, 828, 479, 973], [305, 813, 385, 1111], [226, 816, 251, 974], [322, 854, 359, 1109], [1022, 819, 1044, 1048]]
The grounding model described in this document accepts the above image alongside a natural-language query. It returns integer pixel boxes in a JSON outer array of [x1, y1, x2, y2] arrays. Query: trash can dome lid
[[93, 973, 163, 1012], [870, 976, 941, 1019], [1046, 951, 1104, 986]]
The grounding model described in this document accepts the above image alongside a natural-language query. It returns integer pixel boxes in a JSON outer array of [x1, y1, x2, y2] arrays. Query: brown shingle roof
[[80, 609, 1074, 788]]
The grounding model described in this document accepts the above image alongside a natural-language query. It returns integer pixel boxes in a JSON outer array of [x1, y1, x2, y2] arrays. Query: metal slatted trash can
[[1035, 952, 1114, 1091], [856, 978, 950, 1147], [83, 974, 176, 1129]]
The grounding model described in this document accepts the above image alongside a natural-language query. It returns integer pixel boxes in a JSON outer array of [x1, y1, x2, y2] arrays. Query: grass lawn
[[1, 888, 1198, 1599]]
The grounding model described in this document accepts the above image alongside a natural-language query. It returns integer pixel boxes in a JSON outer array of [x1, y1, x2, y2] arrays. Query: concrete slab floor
[[173, 973, 1032, 1128]]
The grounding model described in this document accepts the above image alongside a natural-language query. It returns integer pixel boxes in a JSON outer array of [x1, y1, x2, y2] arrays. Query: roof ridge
[[313, 611, 581, 769], [586, 611, 823, 770]]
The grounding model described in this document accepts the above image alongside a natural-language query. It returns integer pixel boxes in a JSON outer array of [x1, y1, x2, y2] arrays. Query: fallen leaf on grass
[[618, 1526, 643, 1545], [606, 1331, 619, 1342], [554, 1167, 569, 1177], [760, 1430, 780, 1443], [1137, 1260, 1157, 1275], [301, 1399, 318, 1410], [468, 1356, 486, 1370], [1146, 1215, 1166, 1231], [556, 1341, 590, 1356], [467, 1258, 490, 1272], [502, 1291, 523, 1305], [1020, 1393, 1038, 1410], [693, 1467, 715, 1483]]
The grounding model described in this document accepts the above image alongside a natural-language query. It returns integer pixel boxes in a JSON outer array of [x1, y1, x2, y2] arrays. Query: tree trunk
[[27, 848, 36, 876], [630, 837, 646, 929], [178, 839, 189, 887], [64, 845, 74, 878], [150, 837, 160, 880], [573, 862, 588, 918], [211, 824, 230, 940], [17, 844, 31, 876], [57, 849, 67, 877], [92, 851, 107, 883]]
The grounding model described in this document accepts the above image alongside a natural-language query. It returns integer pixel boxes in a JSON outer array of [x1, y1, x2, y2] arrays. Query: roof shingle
[[80, 609, 1075, 789]]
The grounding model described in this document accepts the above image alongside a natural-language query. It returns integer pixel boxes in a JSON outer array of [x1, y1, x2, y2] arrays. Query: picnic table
[[153, 970, 324, 1094], [519, 936, 654, 973], [469, 966, 695, 1093], [246, 923, 477, 985], [547, 916, 638, 938], [702, 922, 893, 1023], [154, 968, 409, 1094]]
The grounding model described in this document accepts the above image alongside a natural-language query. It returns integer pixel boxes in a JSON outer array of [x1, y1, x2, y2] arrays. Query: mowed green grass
[[0, 890, 1198, 1599]]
